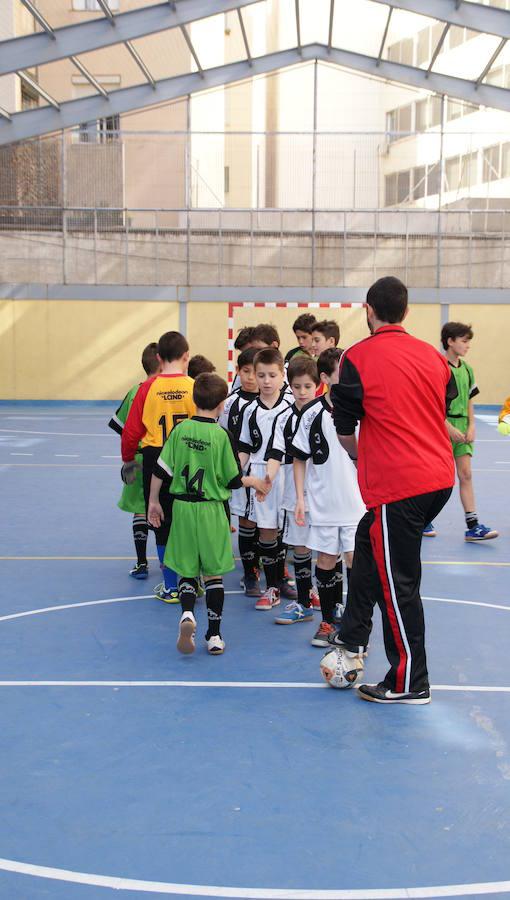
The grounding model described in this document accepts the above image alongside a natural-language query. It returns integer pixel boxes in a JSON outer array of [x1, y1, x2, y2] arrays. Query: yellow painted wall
[[0, 300, 179, 400], [0, 298, 506, 404]]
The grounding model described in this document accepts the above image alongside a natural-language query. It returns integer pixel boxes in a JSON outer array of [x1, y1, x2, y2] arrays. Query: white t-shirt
[[219, 388, 257, 444], [266, 403, 307, 512], [238, 389, 292, 466], [291, 397, 366, 527]]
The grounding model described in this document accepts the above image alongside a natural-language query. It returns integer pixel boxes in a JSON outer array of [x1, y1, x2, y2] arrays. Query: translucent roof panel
[[130, 28, 192, 82], [331, 0, 391, 57], [432, 30, 504, 81]]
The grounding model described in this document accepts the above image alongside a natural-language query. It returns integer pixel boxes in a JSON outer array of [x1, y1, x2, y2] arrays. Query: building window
[[460, 152, 478, 189], [415, 99, 428, 131], [427, 163, 441, 196], [397, 170, 411, 203], [224, 166, 230, 194], [483, 144, 501, 181], [385, 173, 398, 206], [73, 0, 119, 10], [79, 114, 120, 142], [416, 28, 430, 66], [21, 84, 39, 110], [413, 166, 426, 200], [445, 156, 461, 193], [502, 142, 510, 178]]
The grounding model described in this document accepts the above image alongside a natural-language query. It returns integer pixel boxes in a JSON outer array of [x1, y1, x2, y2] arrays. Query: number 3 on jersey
[[182, 465, 205, 498], [158, 413, 188, 444]]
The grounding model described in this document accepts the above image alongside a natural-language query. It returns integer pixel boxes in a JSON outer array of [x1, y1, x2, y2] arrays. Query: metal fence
[[1, 205, 509, 288]]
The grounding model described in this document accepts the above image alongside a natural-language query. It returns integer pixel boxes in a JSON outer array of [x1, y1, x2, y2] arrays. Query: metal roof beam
[[18, 71, 60, 110], [180, 25, 203, 74], [476, 37, 506, 86], [3, 43, 510, 145], [0, 0, 264, 78], [237, 8, 252, 64], [370, 0, 510, 41], [94, 0, 115, 23], [70, 56, 108, 98], [18, 0, 55, 38], [295, 0, 302, 54], [426, 22, 450, 76], [377, 7, 393, 65], [327, 0, 335, 52], [0, 107, 12, 122], [125, 41, 156, 87]]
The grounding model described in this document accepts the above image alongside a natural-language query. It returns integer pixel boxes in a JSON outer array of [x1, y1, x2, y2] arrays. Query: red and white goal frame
[[227, 301, 364, 384]]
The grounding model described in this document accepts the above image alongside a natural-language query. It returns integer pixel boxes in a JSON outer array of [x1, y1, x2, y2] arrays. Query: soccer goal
[[227, 301, 366, 384]]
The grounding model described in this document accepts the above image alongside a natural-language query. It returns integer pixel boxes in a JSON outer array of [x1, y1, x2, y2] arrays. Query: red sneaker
[[309, 587, 321, 611], [255, 587, 281, 610], [311, 621, 336, 647]]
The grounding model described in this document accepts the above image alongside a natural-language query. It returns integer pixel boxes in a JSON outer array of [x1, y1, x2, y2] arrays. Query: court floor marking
[[0, 681, 508, 693], [0, 428, 112, 436], [0, 557, 509, 566], [0, 856, 509, 898]]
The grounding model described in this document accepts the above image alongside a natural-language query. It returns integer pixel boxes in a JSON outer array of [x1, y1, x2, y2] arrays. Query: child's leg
[[293, 545, 313, 607], [203, 576, 224, 638], [238, 517, 259, 579], [258, 527, 280, 589], [176, 576, 198, 655], [277, 530, 287, 581], [456, 454, 477, 524], [316, 551, 339, 624], [132, 513, 148, 566]]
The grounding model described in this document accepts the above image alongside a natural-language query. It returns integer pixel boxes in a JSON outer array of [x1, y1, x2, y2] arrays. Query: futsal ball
[[498, 416, 510, 436], [320, 647, 364, 689]]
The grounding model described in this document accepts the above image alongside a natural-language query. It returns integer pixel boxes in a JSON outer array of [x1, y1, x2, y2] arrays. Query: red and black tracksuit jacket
[[331, 325, 457, 694]]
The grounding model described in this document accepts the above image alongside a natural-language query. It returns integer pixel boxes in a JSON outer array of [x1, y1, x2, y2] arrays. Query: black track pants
[[338, 488, 452, 693]]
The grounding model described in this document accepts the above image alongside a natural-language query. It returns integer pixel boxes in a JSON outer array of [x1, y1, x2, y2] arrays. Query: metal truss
[[0, 0, 264, 78], [370, 0, 510, 41], [2, 41, 510, 145]]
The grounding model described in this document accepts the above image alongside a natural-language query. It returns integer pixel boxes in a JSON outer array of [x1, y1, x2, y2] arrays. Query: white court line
[[0, 857, 510, 899], [101, 455, 121, 459], [54, 454, 79, 458], [0, 681, 508, 693], [0, 429, 111, 437], [9, 453, 33, 456]]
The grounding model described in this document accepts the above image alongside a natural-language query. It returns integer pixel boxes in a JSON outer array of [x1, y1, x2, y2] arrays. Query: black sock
[[132, 514, 148, 566], [277, 531, 287, 582], [259, 539, 279, 589], [466, 511, 478, 530], [238, 524, 258, 578], [205, 578, 224, 638], [294, 551, 312, 607], [315, 567, 338, 624], [178, 577, 198, 614], [335, 556, 343, 588]]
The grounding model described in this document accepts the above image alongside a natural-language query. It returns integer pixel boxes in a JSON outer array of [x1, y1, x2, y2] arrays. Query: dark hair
[[188, 355, 216, 379], [141, 342, 159, 376], [254, 347, 285, 372], [312, 319, 340, 345], [252, 323, 280, 347], [193, 373, 228, 410], [366, 276, 408, 324], [292, 313, 317, 334], [287, 355, 320, 386], [234, 326, 256, 351], [317, 348, 342, 378], [157, 330, 189, 363], [441, 321, 474, 350], [237, 347, 258, 369]]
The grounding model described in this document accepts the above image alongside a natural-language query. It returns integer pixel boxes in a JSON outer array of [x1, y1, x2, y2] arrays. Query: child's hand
[[465, 425, 475, 443], [121, 460, 141, 485], [253, 476, 271, 501], [148, 501, 164, 529], [294, 498, 305, 527], [450, 427, 466, 444]]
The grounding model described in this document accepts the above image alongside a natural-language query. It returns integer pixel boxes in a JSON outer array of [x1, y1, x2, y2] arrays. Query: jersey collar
[[191, 416, 217, 424], [373, 324, 407, 336]]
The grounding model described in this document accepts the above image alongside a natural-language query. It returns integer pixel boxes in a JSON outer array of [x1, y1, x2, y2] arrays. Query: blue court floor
[[0, 404, 509, 900]]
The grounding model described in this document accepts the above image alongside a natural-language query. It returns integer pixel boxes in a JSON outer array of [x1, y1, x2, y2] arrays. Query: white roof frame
[[2, 42, 510, 145]]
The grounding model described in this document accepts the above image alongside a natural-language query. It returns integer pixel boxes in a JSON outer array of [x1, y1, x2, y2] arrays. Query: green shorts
[[117, 451, 145, 513], [165, 499, 235, 578], [447, 416, 473, 458]]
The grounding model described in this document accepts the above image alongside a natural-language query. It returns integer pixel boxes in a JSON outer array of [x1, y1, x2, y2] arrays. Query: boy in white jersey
[[238, 348, 292, 610], [265, 356, 320, 623], [219, 348, 260, 594], [291, 349, 366, 647]]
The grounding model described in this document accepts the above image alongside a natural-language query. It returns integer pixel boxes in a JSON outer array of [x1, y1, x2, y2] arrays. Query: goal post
[[227, 301, 366, 384]]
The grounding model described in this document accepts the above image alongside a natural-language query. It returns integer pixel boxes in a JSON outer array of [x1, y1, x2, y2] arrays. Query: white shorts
[[231, 486, 250, 519], [306, 524, 357, 556], [247, 465, 284, 529], [281, 508, 310, 548]]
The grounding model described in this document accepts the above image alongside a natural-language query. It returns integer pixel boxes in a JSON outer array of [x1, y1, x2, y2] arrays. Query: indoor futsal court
[[0, 405, 509, 898], [2, 0, 510, 897]]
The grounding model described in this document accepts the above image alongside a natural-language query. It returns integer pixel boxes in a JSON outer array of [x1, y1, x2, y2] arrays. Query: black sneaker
[[243, 573, 262, 597], [358, 682, 431, 705]]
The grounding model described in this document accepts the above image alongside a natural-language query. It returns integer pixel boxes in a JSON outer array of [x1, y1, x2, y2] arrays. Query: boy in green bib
[[424, 322, 498, 542], [148, 373, 270, 655]]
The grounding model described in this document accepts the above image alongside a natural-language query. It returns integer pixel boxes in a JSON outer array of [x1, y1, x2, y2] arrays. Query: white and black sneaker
[[206, 634, 225, 655], [177, 612, 196, 655], [358, 682, 431, 705]]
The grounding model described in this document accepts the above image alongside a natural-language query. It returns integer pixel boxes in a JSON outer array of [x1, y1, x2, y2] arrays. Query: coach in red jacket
[[330, 277, 456, 705]]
